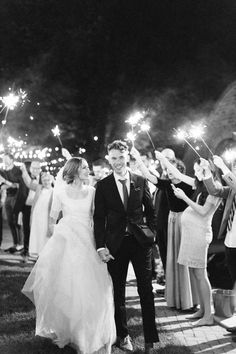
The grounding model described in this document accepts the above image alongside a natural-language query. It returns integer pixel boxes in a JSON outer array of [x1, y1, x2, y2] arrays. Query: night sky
[[1, 0, 236, 159]]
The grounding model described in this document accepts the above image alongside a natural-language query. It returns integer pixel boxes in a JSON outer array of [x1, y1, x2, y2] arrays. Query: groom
[[94, 140, 159, 353]]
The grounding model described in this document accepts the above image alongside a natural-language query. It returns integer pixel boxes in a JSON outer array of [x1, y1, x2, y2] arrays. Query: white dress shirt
[[113, 170, 130, 203]]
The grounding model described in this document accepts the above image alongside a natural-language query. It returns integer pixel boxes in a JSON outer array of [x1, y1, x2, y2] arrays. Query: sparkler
[[0, 88, 27, 126], [189, 124, 214, 157], [174, 128, 201, 158], [51, 125, 63, 147], [223, 149, 236, 170], [125, 111, 144, 147], [126, 131, 136, 146], [140, 122, 156, 151]]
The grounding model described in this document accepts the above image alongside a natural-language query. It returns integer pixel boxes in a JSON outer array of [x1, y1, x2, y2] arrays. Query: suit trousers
[[108, 235, 159, 343], [5, 195, 20, 246]]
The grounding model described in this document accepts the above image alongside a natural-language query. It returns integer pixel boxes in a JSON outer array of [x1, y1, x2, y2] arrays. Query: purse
[[129, 223, 156, 245]]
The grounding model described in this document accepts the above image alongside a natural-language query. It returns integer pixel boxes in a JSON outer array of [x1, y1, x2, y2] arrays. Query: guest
[[28, 172, 53, 259], [0, 188, 6, 252], [0, 153, 28, 253], [90, 158, 108, 187], [152, 148, 176, 273], [202, 155, 236, 287], [131, 147, 196, 310], [21, 160, 41, 258], [156, 152, 222, 326]]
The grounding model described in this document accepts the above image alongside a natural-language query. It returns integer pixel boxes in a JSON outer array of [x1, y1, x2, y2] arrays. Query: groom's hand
[[98, 248, 115, 263]]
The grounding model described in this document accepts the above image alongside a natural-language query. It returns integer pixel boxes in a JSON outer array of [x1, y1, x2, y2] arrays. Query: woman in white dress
[[28, 172, 54, 258], [22, 157, 116, 353]]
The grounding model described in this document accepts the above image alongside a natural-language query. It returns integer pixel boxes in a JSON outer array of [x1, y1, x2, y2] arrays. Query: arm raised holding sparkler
[[154, 150, 195, 187], [130, 147, 158, 184], [20, 164, 38, 191], [202, 155, 236, 194]]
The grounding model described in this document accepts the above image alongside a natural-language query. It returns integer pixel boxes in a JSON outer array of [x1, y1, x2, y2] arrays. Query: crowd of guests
[[0, 150, 110, 262], [1, 143, 236, 331]]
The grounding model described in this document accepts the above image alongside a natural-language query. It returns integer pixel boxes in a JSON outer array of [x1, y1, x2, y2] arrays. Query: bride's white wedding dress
[[22, 183, 116, 354]]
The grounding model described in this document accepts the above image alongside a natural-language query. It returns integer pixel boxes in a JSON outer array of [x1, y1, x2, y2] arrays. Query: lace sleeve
[[50, 189, 62, 220]]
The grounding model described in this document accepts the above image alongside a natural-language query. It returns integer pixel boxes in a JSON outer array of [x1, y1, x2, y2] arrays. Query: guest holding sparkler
[[202, 155, 236, 288], [154, 151, 222, 326], [131, 147, 196, 310]]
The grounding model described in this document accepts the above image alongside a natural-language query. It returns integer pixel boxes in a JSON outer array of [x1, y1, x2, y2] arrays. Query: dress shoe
[[145, 342, 153, 354], [119, 335, 133, 351], [4, 246, 17, 253], [227, 327, 236, 333]]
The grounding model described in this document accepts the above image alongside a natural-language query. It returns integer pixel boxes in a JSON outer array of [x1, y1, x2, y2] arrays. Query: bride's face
[[78, 160, 90, 181]]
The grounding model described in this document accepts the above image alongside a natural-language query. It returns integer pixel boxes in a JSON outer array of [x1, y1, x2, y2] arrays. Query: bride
[[22, 157, 116, 353]]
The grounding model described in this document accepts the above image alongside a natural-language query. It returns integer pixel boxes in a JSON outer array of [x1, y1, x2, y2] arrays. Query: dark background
[[1, 0, 236, 160]]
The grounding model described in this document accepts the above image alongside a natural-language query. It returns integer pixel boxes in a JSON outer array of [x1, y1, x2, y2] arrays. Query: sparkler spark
[[174, 128, 201, 158], [140, 123, 150, 132], [140, 122, 156, 150], [223, 149, 236, 163], [51, 125, 63, 147], [126, 111, 144, 126], [189, 124, 214, 156], [126, 131, 136, 147]]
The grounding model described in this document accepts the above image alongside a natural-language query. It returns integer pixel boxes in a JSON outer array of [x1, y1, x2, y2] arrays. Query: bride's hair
[[63, 157, 85, 184]]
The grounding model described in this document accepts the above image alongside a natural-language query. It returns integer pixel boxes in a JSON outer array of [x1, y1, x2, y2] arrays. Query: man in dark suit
[[94, 140, 159, 353]]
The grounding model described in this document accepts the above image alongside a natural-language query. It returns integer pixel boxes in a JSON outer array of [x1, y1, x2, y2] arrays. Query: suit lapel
[[127, 172, 138, 211]]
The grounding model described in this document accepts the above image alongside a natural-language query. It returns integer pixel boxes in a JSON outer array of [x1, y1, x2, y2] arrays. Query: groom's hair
[[63, 157, 85, 184], [107, 140, 128, 153]]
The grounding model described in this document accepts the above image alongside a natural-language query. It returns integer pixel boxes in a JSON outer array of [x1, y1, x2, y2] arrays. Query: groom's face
[[108, 148, 128, 176]]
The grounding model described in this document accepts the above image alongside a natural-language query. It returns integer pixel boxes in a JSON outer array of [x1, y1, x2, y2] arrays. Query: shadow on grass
[[0, 337, 76, 354], [0, 269, 33, 316], [0, 258, 32, 269], [0, 258, 194, 354]]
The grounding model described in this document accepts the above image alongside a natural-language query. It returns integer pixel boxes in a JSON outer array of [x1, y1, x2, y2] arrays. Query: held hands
[[98, 248, 115, 263], [171, 184, 186, 200]]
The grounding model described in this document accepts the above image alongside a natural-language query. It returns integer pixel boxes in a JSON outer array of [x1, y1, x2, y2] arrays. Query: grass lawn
[[0, 257, 192, 353]]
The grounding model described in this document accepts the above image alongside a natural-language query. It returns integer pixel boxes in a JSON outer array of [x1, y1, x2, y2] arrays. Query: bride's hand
[[98, 248, 115, 263]]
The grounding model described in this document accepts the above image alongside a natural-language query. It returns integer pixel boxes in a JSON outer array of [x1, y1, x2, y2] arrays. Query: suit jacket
[[94, 172, 156, 255], [204, 172, 236, 239]]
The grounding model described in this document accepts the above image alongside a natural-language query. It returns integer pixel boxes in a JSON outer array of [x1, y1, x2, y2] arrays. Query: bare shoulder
[[87, 185, 96, 194]]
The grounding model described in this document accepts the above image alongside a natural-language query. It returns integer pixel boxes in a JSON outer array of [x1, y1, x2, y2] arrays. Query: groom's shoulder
[[97, 172, 113, 186], [130, 172, 146, 183]]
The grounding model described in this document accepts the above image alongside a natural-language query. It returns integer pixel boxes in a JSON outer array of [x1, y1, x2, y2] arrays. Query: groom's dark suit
[[94, 172, 159, 343]]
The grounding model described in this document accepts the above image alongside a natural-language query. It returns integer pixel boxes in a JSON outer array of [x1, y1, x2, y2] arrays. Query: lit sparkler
[[125, 111, 144, 146], [174, 128, 201, 158], [189, 124, 214, 157], [140, 122, 156, 151], [51, 125, 63, 147], [0, 88, 28, 125], [222, 149, 236, 170], [126, 131, 136, 146]]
